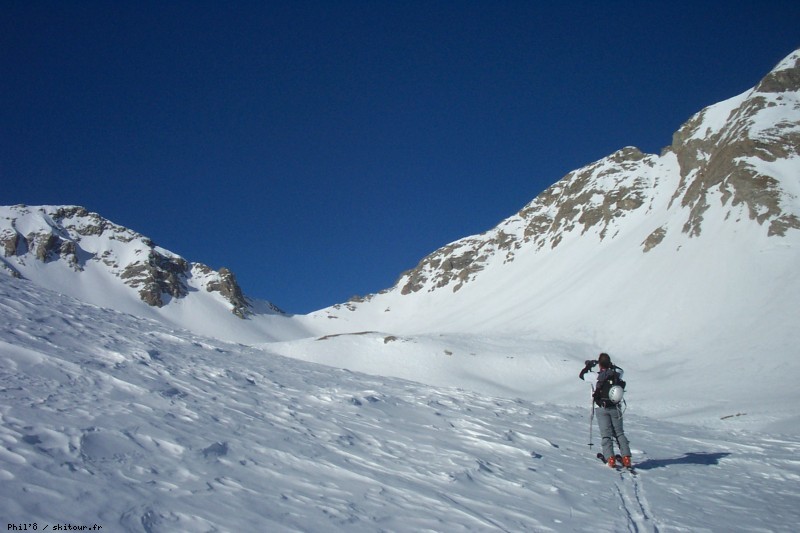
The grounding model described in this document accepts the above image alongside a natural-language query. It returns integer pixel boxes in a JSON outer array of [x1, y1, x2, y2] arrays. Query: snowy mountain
[[311, 48, 800, 338], [0, 205, 311, 343], [2, 273, 800, 531], [2, 47, 800, 533], [282, 49, 800, 430], [0, 205, 256, 316]]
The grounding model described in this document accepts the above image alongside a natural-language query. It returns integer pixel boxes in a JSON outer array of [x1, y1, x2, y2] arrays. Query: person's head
[[598, 352, 611, 369]]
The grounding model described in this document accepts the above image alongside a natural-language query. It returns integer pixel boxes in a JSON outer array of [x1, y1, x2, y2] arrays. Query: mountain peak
[[322, 48, 800, 336], [755, 48, 800, 93], [668, 48, 800, 238], [1, 204, 257, 318]]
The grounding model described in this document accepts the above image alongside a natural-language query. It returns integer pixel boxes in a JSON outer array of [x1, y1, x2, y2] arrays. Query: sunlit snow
[[2, 276, 799, 532]]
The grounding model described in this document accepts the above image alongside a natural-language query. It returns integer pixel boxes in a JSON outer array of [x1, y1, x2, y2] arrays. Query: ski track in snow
[[1, 277, 800, 532], [612, 473, 654, 533]]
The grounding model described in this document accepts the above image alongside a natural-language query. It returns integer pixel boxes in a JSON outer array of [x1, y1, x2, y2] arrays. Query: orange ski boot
[[622, 456, 632, 469], [607, 455, 616, 468]]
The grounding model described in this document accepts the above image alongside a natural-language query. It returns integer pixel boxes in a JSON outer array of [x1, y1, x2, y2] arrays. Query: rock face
[[388, 48, 800, 297], [120, 252, 190, 308], [1, 205, 254, 318], [202, 265, 251, 319], [2, 210, 85, 271]]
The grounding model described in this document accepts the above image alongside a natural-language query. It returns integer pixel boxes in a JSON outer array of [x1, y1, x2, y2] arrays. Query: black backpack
[[594, 366, 626, 407]]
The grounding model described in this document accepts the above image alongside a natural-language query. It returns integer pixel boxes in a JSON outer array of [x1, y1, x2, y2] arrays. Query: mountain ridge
[[355, 49, 800, 304], [0, 204, 316, 344], [0, 204, 262, 317], [2, 49, 799, 352]]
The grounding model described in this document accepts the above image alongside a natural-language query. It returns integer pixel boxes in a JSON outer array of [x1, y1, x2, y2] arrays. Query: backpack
[[594, 366, 626, 407]]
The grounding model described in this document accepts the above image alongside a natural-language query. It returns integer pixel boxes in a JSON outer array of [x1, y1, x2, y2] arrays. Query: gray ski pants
[[597, 405, 631, 458]]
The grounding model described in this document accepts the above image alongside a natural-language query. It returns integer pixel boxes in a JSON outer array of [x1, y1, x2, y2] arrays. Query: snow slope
[[2, 275, 799, 532]]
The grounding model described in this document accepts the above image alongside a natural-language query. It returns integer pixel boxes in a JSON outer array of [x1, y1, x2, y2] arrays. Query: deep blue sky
[[3, 1, 799, 313]]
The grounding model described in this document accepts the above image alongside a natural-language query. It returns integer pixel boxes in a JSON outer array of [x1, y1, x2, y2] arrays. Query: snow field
[[2, 276, 800, 532]]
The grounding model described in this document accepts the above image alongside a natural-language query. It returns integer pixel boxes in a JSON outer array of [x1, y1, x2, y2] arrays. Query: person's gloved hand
[[578, 360, 597, 380]]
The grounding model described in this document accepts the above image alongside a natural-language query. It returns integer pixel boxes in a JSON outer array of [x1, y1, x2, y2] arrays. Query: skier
[[580, 352, 632, 468]]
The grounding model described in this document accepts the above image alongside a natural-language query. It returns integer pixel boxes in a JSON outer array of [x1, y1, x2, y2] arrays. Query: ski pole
[[588, 385, 595, 448]]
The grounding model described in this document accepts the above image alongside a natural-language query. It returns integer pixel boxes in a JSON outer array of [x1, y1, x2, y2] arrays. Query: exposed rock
[[53, 206, 107, 236], [206, 267, 252, 318], [1, 230, 19, 257], [642, 227, 667, 252], [519, 147, 653, 248], [2, 223, 83, 271], [32, 232, 60, 262], [121, 252, 189, 308], [1, 204, 277, 318], [59, 239, 82, 271], [755, 51, 800, 93]]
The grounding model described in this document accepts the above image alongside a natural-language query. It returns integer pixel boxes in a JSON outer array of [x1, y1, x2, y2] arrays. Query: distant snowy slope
[[0, 205, 312, 342]]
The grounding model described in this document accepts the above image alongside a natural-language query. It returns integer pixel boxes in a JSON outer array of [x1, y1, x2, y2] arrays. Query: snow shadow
[[635, 452, 731, 470]]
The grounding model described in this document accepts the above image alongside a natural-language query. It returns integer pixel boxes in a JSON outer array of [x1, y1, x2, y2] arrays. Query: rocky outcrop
[[203, 266, 252, 318], [25, 232, 82, 270], [1, 230, 20, 257], [1, 220, 83, 272], [520, 147, 654, 248], [400, 243, 487, 295], [120, 252, 190, 307]]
